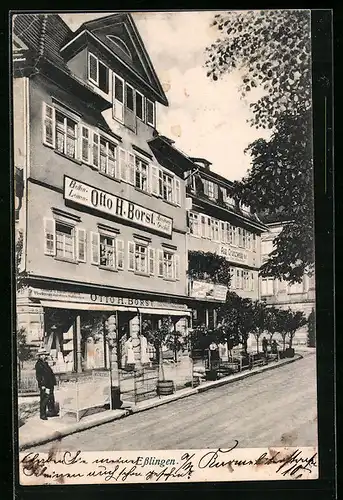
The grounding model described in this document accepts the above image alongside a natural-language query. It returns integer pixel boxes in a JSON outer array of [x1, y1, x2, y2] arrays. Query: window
[[44, 218, 86, 262], [236, 269, 242, 289], [252, 233, 257, 252], [211, 219, 220, 242], [229, 268, 236, 289], [135, 244, 148, 274], [226, 223, 233, 244], [220, 221, 227, 243], [189, 212, 200, 237], [261, 278, 274, 296], [242, 229, 246, 248], [160, 171, 173, 202], [208, 181, 217, 200], [55, 111, 78, 159], [288, 281, 304, 294], [135, 157, 149, 192], [100, 234, 115, 268], [146, 99, 155, 127], [157, 250, 180, 280], [125, 84, 135, 112], [118, 149, 135, 184], [88, 53, 109, 94], [55, 223, 74, 260], [238, 228, 244, 248], [100, 137, 117, 178], [136, 91, 145, 121]]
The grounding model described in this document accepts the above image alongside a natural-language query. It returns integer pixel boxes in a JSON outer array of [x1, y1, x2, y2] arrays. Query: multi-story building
[[184, 157, 268, 328], [260, 221, 315, 344], [13, 13, 192, 373]]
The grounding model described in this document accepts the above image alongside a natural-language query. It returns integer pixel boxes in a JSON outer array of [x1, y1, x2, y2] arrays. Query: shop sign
[[189, 281, 227, 302], [28, 288, 188, 311], [64, 176, 173, 236], [218, 244, 248, 264]]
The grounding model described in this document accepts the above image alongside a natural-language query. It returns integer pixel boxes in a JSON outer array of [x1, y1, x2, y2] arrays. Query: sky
[[60, 11, 270, 181]]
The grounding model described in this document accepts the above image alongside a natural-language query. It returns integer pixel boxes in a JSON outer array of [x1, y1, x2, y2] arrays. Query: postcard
[[13, 9, 325, 486]]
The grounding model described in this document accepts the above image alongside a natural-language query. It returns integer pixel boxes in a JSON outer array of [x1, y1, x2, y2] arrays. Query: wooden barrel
[[157, 380, 175, 396]]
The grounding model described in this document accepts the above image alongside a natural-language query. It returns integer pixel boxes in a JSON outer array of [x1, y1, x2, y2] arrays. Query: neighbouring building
[[184, 157, 268, 329], [13, 13, 192, 374], [260, 221, 316, 345]]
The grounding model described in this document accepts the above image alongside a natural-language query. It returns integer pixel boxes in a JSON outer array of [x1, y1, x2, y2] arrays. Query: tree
[[205, 10, 314, 283], [264, 306, 280, 343], [277, 308, 307, 351], [188, 251, 232, 287], [307, 308, 316, 347], [16, 230, 28, 292], [251, 300, 268, 353], [142, 316, 174, 381], [216, 292, 254, 353], [17, 327, 33, 384]]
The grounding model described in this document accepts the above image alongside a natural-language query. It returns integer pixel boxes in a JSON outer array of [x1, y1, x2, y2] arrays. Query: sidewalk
[[18, 353, 306, 451]]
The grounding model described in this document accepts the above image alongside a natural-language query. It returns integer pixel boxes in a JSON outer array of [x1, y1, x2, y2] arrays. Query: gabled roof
[[61, 13, 168, 106]]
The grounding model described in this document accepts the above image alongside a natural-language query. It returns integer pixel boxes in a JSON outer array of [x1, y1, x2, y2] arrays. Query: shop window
[[135, 157, 149, 192], [88, 52, 109, 94]]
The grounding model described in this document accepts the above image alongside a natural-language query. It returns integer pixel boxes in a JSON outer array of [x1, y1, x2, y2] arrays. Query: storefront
[[19, 286, 191, 374]]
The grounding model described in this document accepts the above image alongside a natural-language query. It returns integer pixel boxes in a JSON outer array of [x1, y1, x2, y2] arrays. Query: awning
[[40, 300, 191, 317]]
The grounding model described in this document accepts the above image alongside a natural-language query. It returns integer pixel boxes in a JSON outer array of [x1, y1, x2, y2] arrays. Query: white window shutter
[[43, 217, 56, 256], [174, 178, 181, 206], [128, 241, 135, 271], [127, 152, 135, 185], [150, 165, 160, 196], [157, 249, 164, 277], [119, 148, 127, 182], [174, 254, 180, 280], [113, 74, 124, 122], [80, 126, 90, 163], [76, 228, 86, 262], [92, 132, 100, 169], [42, 103, 55, 148], [90, 232, 100, 264], [116, 239, 125, 270], [149, 247, 155, 275]]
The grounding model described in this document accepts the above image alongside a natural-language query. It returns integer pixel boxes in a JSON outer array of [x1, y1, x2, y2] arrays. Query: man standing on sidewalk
[[35, 348, 57, 420]]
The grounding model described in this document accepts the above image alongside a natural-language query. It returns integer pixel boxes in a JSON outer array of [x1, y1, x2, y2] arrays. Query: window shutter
[[113, 74, 124, 122], [220, 222, 226, 243], [157, 249, 164, 277], [174, 254, 180, 280], [90, 232, 100, 264], [80, 126, 90, 163], [213, 183, 219, 199], [119, 148, 127, 181], [149, 247, 155, 275], [174, 178, 181, 206], [220, 187, 227, 202], [128, 241, 135, 271], [127, 152, 135, 185], [92, 132, 100, 168], [150, 165, 160, 196], [43, 217, 56, 256], [116, 239, 125, 270], [42, 103, 55, 148], [76, 228, 86, 262], [203, 180, 209, 196], [206, 217, 211, 239], [88, 53, 98, 83]]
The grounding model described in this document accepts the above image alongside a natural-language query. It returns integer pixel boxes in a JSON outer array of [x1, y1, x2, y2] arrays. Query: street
[[29, 352, 317, 452]]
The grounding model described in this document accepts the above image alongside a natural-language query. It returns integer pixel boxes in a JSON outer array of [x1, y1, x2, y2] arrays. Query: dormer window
[[88, 52, 109, 94]]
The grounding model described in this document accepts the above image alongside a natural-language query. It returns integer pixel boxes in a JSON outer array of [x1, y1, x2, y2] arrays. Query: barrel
[[156, 380, 175, 396]]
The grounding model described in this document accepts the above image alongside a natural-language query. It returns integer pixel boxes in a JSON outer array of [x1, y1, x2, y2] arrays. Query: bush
[[307, 308, 316, 347]]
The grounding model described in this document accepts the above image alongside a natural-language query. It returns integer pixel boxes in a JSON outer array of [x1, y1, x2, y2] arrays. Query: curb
[[19, 354, 303, 451]]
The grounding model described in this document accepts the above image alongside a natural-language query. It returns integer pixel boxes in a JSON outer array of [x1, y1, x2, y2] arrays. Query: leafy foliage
[[17, 327, 33, 366], [206, 10, 311, 129], [276, 308, 307, 350], [16, 231, 28, 291], [216, 291, 255, 351], [188, 250, 231, 287], [307, 308, 316, 347], [141, 316, 176, 380], [251, 300, 268, 352], [206, 10, 314, 283]]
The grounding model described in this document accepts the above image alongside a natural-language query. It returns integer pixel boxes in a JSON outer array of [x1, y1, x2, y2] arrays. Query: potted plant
[[142, 316, 176, 396]]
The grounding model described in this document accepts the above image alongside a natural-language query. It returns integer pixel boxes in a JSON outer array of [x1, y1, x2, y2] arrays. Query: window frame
[[146, 98, 155, 127], [135, 156, 149, 192], [99, 233, 116, 269], [135, 90, 145, 121], [88, 52, 109, 94], [55, 221, 75, 262]]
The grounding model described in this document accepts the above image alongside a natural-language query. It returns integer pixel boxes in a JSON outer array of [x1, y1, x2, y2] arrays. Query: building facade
[[260, 222, 315, 344], [184, 158, 268, 329], [13, 13, 192, 374]]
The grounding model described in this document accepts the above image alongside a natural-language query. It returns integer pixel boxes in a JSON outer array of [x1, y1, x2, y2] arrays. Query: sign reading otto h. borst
[[64, 176, 173, 236]]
